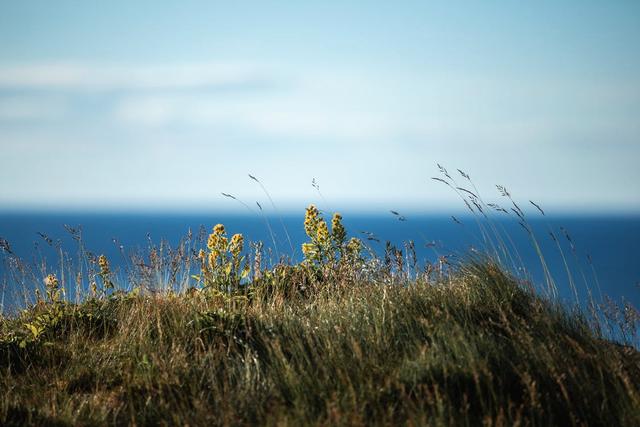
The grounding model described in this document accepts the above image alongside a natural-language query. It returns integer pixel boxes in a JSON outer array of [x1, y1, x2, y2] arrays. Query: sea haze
[[1, 212, 638, 311]]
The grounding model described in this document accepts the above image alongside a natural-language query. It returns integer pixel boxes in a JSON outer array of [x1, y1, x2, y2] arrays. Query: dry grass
[[1, 257, 639, 426], [1, 174, 639, 425]]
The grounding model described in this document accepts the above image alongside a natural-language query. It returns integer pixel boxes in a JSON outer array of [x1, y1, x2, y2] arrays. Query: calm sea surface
[[1, 212, 638, 311]]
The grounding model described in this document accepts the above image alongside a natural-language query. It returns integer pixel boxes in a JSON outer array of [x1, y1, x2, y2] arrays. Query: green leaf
[[24, 323, 41, 338]]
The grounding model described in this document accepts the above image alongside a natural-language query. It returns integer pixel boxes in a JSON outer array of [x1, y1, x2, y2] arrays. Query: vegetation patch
[[1, 204, 639, 426]]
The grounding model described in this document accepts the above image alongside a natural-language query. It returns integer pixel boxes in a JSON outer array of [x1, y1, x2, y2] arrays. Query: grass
[[1, 175, 639, 425], [1, 258, 639, 426]]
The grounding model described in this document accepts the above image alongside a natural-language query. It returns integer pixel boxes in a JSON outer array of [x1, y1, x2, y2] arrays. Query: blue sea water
[[0, 212, 638, 311]]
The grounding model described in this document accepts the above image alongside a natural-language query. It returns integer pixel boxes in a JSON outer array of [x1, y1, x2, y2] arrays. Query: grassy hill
[[1, 206, 639, 426]]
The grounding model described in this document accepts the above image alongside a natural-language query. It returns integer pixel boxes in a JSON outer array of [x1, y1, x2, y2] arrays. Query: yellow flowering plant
[[43, 273, 62, 304], [21, 273, 66, 347], [302, 204, 362, 267], [97, 254, 114, 292], [197, 224, 250, 292]]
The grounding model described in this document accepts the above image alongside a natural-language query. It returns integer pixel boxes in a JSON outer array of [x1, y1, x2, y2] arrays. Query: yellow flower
[[304, 204, 320, 238], [346, 237, 362, 256], [229, 233, 244, 257], [98, 255, 110, 275], [301, 242, 315, 258], [316, 219, 329, 244], [331, 213, 346, 246], [208, 224, 229, 252], [207, 233, 218, 251], [44, 273, 59, 289], [208, 251, 219, 269]]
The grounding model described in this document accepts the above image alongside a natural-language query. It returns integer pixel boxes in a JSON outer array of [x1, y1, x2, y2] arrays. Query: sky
[[0, 1, 639, 214]]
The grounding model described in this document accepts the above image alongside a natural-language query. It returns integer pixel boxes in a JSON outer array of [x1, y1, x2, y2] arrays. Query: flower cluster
[[98, 254, 110, 275], [346, 237, 362, 257], [195, 208, 362, 292], [44, 273, 59, 290], [304, 204, 321, 238], [229, 233, 244, 258], [199, 224, 248, 291], [43, 273, 60, 302], [206, 224, 228, 268], [301, 204, 362, 265], [331, 213, 346, 248], [97, 254, 114, 290]]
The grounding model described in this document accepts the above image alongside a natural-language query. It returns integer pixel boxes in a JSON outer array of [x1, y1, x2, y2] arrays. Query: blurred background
[[1, 1, 639, 308], [1, 0, 639, 213]]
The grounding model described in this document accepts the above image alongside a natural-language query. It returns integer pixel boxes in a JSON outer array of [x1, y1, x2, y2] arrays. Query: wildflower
[[331, 213, 346, 246], [44, 273, 61, 303], [302, 242, 315, 259], [44, 274, 59, 290], [208, 224, 227, 251], [208, 251, 219, 269], [220, 236, 229, 251], [199, 223, 247, 290], [304, 204, 320, 238], [98, 254, 110, 275], [346, 237, 362, 256], [207, 234, 218, 251], [316, 219, 330, 245], [229, 233, 244, 257], [97, 254, 113, 290], [207, 224, 228, 256]]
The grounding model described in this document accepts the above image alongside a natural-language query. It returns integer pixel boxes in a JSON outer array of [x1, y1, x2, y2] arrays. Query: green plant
[[196, 224, 249, 293], [21, 274, 65, 347], [301, 204, 362, 268], [1, 200, 638, 426]]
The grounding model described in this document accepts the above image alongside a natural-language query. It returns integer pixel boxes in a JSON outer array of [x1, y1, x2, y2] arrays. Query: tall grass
[[1, 258, 638, 425], [0, 168, 639, 426]]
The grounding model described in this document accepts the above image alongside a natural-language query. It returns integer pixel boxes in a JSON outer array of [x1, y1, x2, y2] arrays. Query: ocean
[[1, 212, 638, 312]]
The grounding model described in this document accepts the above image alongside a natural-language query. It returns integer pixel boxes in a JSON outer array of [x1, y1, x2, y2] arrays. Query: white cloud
[[0, 62, 275, 92], [112, 94, 403, 140], [0, 96, 68, 121], [1, 61, 639, 211]]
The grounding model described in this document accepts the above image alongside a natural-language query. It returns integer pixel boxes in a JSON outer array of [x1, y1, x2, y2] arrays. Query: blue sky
[[1, 1, 639, 213]]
